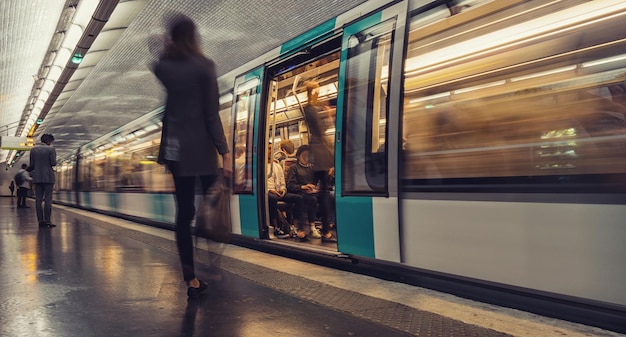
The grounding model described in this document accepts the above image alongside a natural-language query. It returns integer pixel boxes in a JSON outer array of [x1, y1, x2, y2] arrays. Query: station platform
[[0, 196, 623, 337]]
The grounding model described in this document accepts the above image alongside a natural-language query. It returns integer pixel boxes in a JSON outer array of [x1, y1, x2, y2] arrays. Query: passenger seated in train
[[286, 145, 321, 240], [266, 144, 305, 239], [286, 145, 336, 242], [273, 139, 297, 173]]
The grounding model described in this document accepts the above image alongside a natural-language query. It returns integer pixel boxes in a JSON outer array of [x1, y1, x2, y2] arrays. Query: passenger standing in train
[[16, 164, 32, 208], [153, 15, 231, 298], [29, 133, 57, 227], [301, 81, 337, 242]]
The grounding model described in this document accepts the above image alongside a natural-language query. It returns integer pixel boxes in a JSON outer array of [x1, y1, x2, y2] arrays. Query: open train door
[[335, 2, 407, 261], [230, 67, 264, 237]]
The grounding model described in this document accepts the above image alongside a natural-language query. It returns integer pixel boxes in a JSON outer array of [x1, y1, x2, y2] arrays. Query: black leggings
[[171, 172, 217, 282], [314, 170, 332, 235]]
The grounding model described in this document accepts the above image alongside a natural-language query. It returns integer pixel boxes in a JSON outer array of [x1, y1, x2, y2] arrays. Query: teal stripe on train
[[343, 11, 382, 36], [81, 192, 91, 208], [336, 197, 375, 257], [152, 193, 175, 223], [239, 195, 259, 237], [280, 19, 336, 56], [108, 192, 118, 212]]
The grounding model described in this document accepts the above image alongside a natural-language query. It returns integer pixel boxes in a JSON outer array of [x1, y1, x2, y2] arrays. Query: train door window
[[219, 93, 234, 173], [233, 78, 259, 193], [342, 19, 395, 195]]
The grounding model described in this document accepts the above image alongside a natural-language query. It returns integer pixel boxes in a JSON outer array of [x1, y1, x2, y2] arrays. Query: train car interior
[[262, 44, 341, 250]]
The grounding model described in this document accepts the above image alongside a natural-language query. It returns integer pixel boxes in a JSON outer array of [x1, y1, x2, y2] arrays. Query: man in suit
[[29, 133, 57, 227]]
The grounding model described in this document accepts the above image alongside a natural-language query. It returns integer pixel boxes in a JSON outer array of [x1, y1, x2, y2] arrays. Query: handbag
[[195, 179, 232, 243]]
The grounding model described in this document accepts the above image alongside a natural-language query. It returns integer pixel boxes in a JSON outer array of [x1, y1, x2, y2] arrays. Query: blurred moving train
[[52, 0, 626, 332]]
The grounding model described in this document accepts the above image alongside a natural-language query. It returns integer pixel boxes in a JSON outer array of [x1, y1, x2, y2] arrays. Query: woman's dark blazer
[[154, 54, 229, 176]]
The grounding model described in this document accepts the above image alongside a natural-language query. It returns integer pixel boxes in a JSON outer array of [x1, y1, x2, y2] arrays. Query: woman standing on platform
[[153, 14, 231, 298]]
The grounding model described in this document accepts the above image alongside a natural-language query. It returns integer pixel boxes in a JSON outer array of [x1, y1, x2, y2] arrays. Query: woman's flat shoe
[[187, 280, 209, 298]]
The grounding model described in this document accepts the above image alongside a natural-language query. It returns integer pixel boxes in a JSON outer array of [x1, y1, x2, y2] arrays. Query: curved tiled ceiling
[[0, 0, 69, 163], [4, 0, 368, 164]]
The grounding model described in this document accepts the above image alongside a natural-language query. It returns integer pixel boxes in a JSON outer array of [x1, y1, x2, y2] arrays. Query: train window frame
[[233, 78, 260, 194], [341, 19, 396, 196], [218, 92, 234, 178]]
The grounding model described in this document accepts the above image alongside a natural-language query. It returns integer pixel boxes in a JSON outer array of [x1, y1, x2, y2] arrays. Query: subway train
[[52, 0, 626, 332]]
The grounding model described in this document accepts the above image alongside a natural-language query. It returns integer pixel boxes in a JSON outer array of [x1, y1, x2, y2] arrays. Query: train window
[[76, 119, 174, 194], [218, 93, 234, 174], [401, 1, 626, 191], [55, 159, 74, 191], [77, 152, 92, 192], [342, 19, 395, 195], [233, 78, 260, 194]]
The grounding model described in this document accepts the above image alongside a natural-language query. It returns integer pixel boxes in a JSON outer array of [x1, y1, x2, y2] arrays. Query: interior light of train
[[425, 104, 435, 109], [511, 66, 576, 82], [541, 128, 577, 139], [453, 80, 506, 94], [285, 96, 298, 106], [71, 53, 83, 64], [409, 92, 450, 104], [133, 130, 146, 138], [582, 54, 626, 68], [270, 100, 286, 111], [403, 1, 626, 77]]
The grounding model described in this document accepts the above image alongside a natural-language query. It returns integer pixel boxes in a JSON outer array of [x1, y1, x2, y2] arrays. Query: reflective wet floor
[[0, 198, 412, 337], [2, 197, 622, 337]]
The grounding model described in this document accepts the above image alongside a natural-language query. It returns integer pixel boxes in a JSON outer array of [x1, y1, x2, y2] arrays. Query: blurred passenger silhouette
[[153, 14, 231, 298]]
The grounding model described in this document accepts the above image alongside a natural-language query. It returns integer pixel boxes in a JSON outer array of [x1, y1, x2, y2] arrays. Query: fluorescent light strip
[[511, 65, 576, 82], [453, 80, 506, 94], [583, 54, 626, 68], [405, 1, 626, 76], [409, 92, 450, 104]]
